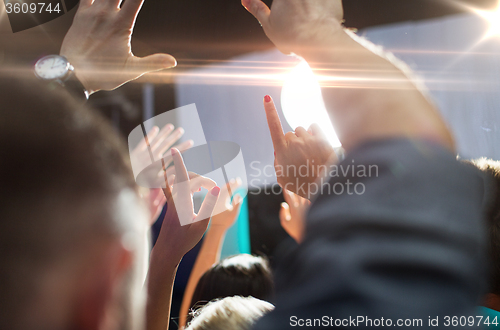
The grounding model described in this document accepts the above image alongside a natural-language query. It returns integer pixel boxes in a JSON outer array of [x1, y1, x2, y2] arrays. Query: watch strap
[[60, 72, 89, 103]]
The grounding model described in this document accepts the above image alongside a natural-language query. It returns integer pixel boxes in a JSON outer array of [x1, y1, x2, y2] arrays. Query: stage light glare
[[281, 61, 341, 148], [472, 1, 500, 39]]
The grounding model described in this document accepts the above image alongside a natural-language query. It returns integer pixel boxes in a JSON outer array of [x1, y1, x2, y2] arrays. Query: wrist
[[59, 52, 96, 95], [207, 224, 230, 235], [150, 243, 183, 270], [290, 18, 346, 58]]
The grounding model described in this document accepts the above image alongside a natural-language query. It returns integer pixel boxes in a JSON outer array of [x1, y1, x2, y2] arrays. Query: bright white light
[[471, 1, 500, 39], [281, 61, 341, 147]]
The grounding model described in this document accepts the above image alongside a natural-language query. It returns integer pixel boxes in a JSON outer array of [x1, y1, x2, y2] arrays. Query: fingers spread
[[155, 127, 185, 156], [263, 95, 286, 151], [150, 124, 174, 150]]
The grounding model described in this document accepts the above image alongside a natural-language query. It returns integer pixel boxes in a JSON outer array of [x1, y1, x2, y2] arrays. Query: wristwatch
[[34, 55, 89, 103]]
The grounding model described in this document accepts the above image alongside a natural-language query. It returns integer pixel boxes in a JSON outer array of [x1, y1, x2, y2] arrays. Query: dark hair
[[0, 74, 137, 330], [187, 254, 274, 323], [469, 158, 500, 294]]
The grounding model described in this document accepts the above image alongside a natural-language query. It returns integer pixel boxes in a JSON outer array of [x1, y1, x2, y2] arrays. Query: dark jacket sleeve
[[254, 139, 491, 329]]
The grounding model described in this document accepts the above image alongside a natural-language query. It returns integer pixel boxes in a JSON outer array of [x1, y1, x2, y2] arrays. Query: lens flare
[[281, 61, 341, 147], [469, 0, 500, 39]]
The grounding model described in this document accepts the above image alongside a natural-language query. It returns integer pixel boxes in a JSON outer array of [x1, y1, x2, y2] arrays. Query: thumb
[[132, 53, 177, 74], [241, 0, 270, 28]]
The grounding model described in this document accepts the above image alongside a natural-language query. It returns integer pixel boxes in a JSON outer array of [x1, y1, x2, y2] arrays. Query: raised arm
[[146, 148, 220, 330], [242, 0, 454, 152], [178, 179, 243, 328], [60, 0, 176, 94]]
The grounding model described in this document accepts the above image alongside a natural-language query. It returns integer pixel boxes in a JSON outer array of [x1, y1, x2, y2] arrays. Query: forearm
[[298, 27, 454, 152], [146, 247, 181, 330], [179, 226, 227, 327]]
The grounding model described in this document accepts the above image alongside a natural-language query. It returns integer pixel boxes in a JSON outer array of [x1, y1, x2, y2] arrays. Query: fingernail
[[171, 148, 177, 156], [264, 95, 271, 103], [211, 186, 221, 196], [197, 188, 201, 192], [274, 151, 276, 156]]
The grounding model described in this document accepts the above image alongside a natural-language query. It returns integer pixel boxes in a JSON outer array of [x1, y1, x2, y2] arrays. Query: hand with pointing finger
[[263, 95, 336, 199], [61, 0, 176, 94]]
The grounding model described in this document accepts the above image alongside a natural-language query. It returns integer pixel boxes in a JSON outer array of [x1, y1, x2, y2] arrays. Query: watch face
[[34, 55, 69, 80]]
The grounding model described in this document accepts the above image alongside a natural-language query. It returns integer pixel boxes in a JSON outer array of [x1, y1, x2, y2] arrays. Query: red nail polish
[[211, 186, 221, 196], [274, 151, 276, 156], [264, 95, 271, 103]]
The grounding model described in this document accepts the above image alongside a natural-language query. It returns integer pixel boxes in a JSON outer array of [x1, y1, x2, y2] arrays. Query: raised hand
[[280, 189, 310, 243], [241, 0, 344, 55], [61, 0, 176, 94], [147, 149, 220, 330], [133, 124, 193, 224], [177, 178, 244, 328], [155, 148, 220, 260], [242, 0, 454, 152], [263, 95, 336, 199]]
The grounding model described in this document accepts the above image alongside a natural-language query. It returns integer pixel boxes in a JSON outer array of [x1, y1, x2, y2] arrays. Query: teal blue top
[[478, 307, 500, 329]]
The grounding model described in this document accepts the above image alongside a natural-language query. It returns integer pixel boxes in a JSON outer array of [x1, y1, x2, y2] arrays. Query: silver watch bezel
[[34, 55, 74, 82]]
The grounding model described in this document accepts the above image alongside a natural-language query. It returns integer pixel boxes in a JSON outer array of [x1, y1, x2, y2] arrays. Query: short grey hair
[[186, 296, 274, 330]]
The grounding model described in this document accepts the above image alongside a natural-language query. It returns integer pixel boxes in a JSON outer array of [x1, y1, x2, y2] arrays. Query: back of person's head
[[185, 296, 274, 330], [0, 74, 149, 330], [189, 254, 274, 316], [469, 158, 500, 310]]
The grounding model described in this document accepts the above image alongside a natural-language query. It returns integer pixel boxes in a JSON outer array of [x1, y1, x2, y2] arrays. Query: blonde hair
[[185, 296, 274, 330]]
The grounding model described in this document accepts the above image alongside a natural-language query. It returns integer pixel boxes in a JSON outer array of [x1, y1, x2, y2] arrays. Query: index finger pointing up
[[263, 95, 286, 151]]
